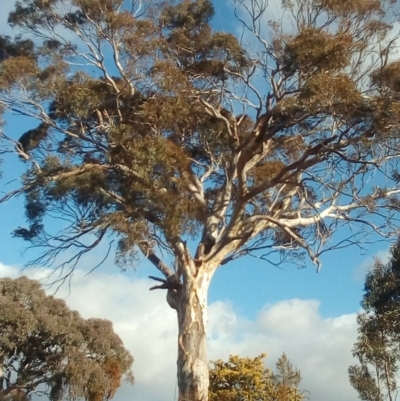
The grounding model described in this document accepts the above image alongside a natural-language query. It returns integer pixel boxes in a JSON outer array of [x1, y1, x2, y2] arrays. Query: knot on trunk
[[149, 275, 181, 310]]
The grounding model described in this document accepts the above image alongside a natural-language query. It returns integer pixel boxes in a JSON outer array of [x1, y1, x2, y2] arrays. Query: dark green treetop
[[349, 239, 400, 401], [0, 276, 134, 401]]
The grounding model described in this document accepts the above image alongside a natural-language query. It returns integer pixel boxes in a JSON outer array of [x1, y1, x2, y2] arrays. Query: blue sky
[[0, 0, 397, 400]]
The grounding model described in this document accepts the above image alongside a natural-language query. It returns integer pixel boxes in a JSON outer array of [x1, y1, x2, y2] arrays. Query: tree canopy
[[209, 353, 304, 401], [1, 0, 400, 400], [349, 239, 400, 401], [1, 0, 400, 272], [0, 276, 134, 401]]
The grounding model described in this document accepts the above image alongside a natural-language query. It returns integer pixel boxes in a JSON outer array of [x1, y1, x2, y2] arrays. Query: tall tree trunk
[[175, 269, 211, 401], [0, 357, 3, 393]]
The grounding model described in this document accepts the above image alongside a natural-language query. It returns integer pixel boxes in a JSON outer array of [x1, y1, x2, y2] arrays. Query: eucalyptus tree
[[0, 276, 133, 401], [1, 0, 400, 400], [349, 239, 400, 401]]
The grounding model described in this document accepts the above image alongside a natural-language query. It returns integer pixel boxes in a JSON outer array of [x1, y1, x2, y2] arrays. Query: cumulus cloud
[[208, 299, 358, 401], [0, 263, 358, 401]]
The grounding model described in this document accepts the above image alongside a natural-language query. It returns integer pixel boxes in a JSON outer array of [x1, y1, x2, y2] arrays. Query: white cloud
[[0, 263, 359, 401], [208, 299, 358, 401], [353, 248, 391, 281]]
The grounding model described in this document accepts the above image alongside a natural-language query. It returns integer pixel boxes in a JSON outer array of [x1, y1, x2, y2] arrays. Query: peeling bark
[[176, 268, 211, 401], [0, 356, 3, 393]]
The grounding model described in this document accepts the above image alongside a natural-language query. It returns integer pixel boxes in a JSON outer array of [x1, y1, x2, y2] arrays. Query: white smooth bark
[[176, 269, 211, 401]]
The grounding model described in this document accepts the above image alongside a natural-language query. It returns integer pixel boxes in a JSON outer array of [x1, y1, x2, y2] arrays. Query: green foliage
[[349, 239, 400, 401], [371, 62, 400, 94], [0, 35, 34, 62], [0, 276, 134, 401], [209, 353, 304, 401], [283, 28, 354, 75]]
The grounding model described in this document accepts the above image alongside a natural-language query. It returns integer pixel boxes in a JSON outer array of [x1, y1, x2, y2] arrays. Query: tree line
[[4, 239, 400, 401], [0, 275, 305, 401]]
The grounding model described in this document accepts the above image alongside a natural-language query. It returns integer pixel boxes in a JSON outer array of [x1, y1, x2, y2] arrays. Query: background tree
[[273, 354, 303, 401], [349, 239, 400, 401], [209, 353, 304, 401], [1, 0, 400, 400], [0, 276, 134, 401]]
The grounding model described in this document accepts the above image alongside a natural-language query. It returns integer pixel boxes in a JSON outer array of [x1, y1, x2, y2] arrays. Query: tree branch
[[138, 242, 176, 280]]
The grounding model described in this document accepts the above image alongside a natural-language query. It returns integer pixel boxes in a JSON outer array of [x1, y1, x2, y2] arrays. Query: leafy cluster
[[209, 353, 304, 401], [0, 276, 133, 401], [349, 239, 400, 401]]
